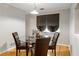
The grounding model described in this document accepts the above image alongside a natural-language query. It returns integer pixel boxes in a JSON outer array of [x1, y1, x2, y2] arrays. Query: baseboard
[[0, 47, 15, 54], [57, 44, 70, 48]]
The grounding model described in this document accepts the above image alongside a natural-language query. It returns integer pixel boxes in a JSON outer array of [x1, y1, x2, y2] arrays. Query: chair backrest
[[35, 37, 50, 56], [51, 32, 60, 46], [12, 32, 20, 47]]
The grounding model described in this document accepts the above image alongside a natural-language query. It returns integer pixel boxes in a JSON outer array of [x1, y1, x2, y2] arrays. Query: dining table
[[26, 35, 51, 56]]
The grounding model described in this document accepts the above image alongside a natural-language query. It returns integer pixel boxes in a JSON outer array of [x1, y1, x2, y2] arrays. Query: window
[[37, 13, 59, 32]]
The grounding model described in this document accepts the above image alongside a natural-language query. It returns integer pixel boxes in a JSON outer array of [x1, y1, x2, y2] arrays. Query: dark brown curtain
[[37, 15, 46, 31], [37, 25, 46, 31], [37, 14, 59, 32], [47, 14, 59, 32], [48, 25, 59, 32]]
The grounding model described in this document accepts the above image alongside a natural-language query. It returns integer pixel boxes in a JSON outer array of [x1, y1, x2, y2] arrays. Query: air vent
[[40, 8, 44, 10]]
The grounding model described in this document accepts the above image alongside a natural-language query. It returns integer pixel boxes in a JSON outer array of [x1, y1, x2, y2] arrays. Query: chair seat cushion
[[18, 42, 27, 49], [48, 45, 55, 49], [17, 42, 34, 49]]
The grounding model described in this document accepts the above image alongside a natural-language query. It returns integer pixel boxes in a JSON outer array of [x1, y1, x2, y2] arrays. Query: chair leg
[[19, 49, 20, 56], [26, 48, 29, 56], [31, 49, 33, 56], [52, 49, 53, 53], [54, 48, 56, 56], [26, 49, 27, 56], [16, 49, 18, 56]]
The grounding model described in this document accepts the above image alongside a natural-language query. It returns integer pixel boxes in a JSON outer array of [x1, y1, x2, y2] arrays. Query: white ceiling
[[8, 3, 72, 15]]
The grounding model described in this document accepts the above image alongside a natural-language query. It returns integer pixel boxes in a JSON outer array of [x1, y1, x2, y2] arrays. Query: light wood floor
[[0, 45, 70, 56]]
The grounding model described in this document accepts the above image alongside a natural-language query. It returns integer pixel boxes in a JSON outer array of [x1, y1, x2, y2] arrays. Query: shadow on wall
[[0, 42, 7, 52]]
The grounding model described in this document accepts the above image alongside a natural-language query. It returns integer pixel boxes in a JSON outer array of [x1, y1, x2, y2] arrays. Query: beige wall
[[0, 4, 26, 52], [69, 3, 79, 56], [25, 15, 37, 39], [75, 9, 79, 34]]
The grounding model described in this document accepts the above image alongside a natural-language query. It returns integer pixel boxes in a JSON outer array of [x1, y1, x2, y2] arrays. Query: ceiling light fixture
[[30, 10, 39, 14], [30, 3, 39, 14]]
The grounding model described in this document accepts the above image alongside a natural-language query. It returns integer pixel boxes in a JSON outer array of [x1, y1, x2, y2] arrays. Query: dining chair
[[12, 32, 29, 56], [31, 37, 50, 56], [48, 32, 60, 56]]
